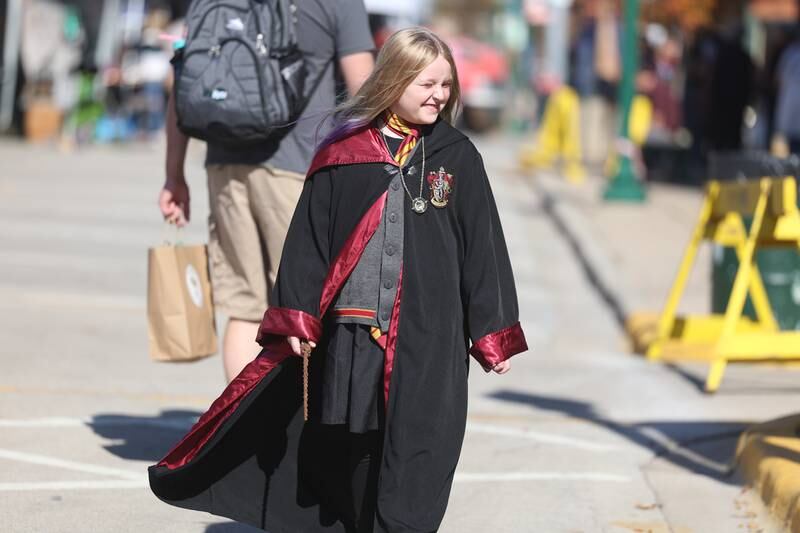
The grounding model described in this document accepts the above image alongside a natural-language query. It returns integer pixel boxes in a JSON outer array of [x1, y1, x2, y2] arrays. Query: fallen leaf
[[636, 503, 660, 511]]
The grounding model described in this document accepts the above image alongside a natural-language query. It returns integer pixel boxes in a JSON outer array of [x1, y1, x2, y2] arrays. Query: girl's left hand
[[492, 361, 511, 374]]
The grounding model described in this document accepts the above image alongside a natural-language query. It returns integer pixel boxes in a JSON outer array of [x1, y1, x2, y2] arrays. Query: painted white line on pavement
[[1, 418, 617, 452], [0, 417, 86, 427], [0, 285, 144, 310], [0, 472, 632, 491], [454, 472, 631, 483], [466, 422, 619, 452], [0, 416, 196, 430], [638, 426, 730, 474], [0, 448, 141, 481], [0, 479, 149, 491]]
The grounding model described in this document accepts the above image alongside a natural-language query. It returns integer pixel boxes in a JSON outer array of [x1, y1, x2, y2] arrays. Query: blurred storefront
[[434, 0, 587, 132], [750, 0, 798, 21], [5, 0, 800, 147], [0, 0, 187, 144], [364, 0, 429, 47], [0, 0, 437, 144], [433, 0, 517, 131], [743, 0, 800, 155]]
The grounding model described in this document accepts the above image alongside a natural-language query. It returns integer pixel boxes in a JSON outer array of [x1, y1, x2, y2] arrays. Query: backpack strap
[[266, 0, 298, 58]]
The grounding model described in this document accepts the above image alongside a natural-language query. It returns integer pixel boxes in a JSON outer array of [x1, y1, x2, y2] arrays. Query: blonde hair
[[321, 27, 461, 146]]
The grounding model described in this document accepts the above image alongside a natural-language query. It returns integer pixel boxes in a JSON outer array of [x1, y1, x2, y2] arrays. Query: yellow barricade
[[519, 86, 586, 183], [627, 177, 800, 392]]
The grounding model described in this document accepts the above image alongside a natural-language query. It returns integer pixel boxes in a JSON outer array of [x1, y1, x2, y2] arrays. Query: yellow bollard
[[520, 86, 586, 183], [604, 94, 652, 178]]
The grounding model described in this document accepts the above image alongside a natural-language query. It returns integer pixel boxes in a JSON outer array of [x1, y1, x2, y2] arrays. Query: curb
[[532, 172, 631, 329], [736, 414, 800, 532]]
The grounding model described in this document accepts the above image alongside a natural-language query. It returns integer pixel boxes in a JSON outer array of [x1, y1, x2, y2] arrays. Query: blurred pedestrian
[[641, 34, 682, 143], [594, 0, 621, 103], [136, 27, 171, 135], [707, 25, 753, 151], [150, 27, 528, 532], [774, 30, 800, 154], [157, 0, 375, 382]]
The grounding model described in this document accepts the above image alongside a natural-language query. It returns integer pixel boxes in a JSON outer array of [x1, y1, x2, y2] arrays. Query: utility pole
[[0, 0, 23, 132], [603, 0, 646, 202]]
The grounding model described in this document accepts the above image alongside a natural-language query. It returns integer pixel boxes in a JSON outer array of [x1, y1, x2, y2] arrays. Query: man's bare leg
[[223, 319, 261, 382]]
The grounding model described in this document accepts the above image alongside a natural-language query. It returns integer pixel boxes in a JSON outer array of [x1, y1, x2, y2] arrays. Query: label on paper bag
[[185, 264, 204, 308]]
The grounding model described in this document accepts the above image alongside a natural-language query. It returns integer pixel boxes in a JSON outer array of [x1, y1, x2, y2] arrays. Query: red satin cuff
[[469, 321, 528, 370], [256, 307, 322, 344]]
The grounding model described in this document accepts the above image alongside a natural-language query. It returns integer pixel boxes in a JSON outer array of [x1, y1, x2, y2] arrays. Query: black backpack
[[174, 0, 309, 145]]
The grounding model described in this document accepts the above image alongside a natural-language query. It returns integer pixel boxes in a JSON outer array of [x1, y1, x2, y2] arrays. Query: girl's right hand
[[492, 360, 511, 374], [287, 336, 316, 356]]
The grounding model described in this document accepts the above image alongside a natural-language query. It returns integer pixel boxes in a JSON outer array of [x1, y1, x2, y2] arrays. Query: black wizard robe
[[148, 118, 528, 532]]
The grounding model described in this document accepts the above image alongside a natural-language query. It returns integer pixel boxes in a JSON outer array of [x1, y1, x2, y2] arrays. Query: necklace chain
[[381, 130, 426, 210]]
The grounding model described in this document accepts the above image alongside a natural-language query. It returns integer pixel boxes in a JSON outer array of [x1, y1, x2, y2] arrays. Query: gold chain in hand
[[300, 341, 312, 421]]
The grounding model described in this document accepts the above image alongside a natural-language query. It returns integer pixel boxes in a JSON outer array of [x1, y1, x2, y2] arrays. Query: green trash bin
[[711, 245, 800, 330], [708, 151, 800, 330]]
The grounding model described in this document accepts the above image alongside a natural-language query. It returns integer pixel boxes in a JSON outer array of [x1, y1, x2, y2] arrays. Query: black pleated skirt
[[320, 323, 384, 433]]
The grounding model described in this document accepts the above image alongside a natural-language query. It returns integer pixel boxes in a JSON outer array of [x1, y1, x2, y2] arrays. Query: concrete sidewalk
[[532, 170, 710, 324], [532, 167, 800, 532]]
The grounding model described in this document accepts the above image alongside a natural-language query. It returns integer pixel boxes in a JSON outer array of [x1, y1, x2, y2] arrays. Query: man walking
[[158, 0, 375, 381]]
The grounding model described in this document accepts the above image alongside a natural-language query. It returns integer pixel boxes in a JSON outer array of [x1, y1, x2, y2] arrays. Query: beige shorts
[[206, 164, 305, 322]]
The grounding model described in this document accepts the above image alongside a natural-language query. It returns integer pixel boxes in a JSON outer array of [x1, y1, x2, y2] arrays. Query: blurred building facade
[[2, 0, 800, 175]]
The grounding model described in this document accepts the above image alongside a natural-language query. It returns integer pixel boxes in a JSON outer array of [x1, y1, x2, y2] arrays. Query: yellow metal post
[[647, 184, 718, 360], [520, 86, 586, 183], [733, 235, 779, 333], [706, 180, 772, 392]]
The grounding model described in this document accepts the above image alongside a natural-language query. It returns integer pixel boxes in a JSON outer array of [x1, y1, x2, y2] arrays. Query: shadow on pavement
[[489, 389, 749, 483], [204, 523, 263, 532], [88, 410, 201, 462], [666, 363, 800, 395], [536, 189, 629, 331], [663, 363, 711, 392]]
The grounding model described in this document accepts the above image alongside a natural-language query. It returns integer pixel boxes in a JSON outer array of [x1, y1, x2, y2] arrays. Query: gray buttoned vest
[[331, 155, 417, 331]]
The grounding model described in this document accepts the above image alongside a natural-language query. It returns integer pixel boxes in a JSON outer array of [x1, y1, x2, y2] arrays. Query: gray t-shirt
[[205, 0, 374, 173]]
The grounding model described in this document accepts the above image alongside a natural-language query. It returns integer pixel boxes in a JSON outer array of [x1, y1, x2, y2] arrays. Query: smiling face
[[390, 55, 453, 125]]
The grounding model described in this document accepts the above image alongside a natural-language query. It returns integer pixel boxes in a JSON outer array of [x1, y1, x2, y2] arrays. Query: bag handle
[[160, 223, 184, 246]]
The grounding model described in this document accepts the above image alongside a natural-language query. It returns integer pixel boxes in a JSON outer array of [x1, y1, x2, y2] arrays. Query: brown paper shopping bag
[[147, 244, 218, 362]]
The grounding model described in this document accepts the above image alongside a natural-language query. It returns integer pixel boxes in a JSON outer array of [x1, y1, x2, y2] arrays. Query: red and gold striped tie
[[384, 111, 419, 166]]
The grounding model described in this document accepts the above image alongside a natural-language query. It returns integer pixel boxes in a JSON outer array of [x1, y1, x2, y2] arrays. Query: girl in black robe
[[149, 27, 528, 533]]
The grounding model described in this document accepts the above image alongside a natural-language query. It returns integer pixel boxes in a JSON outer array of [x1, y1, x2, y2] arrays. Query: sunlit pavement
[[0, 135, 795, 532]]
